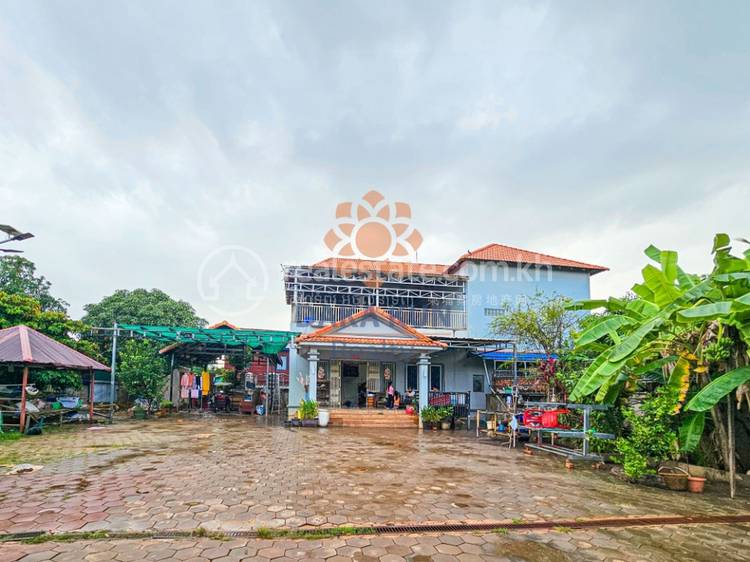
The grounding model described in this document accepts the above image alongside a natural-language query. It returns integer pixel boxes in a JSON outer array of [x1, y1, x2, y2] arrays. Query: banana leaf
[[660, 250, 678, 284], [571, 350, 629, 400], [609, 316, 664, 362], [686, 367, 750, 412], [678, 301, 733, 320], [642, 265, 682, 306], [575, 315, 635, 347], [713, 233, 730, 253], [679, 411, 705, 452]]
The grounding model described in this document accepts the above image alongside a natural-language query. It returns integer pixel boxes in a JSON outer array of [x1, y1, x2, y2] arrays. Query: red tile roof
[[303, 243, 607, 277], [0, 325, 110, 371], [311, 257, 451, 277], [446, 243, 608, 273], [296, 307, 446, 348]]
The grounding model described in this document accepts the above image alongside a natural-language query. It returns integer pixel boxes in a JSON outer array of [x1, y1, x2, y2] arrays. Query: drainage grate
[[369, 514, 750, 534], [2, 514, 750, 543]]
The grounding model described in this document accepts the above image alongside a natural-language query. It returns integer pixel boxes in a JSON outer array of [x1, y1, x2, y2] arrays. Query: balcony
[[294, 304, 467, 330]]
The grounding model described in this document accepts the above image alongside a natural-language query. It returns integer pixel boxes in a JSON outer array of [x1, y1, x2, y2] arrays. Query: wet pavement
[[1, 414, 749, 561]]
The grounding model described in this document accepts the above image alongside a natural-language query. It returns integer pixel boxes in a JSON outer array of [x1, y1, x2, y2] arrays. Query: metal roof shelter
[[0, 325, 110, 431], [117, 324, 296, 357]]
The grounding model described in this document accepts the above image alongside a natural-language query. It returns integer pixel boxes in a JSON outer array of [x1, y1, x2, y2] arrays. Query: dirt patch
[[432, 466, 468, 477], [493, 537, 573, 562]]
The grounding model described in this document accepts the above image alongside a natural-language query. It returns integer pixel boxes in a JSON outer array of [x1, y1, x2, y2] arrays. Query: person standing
[[385, 381, 395, 409]]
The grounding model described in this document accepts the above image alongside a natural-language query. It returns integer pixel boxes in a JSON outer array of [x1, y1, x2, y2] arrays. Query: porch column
[[308, 349, 319, 402], [418, 353, 430, 429]]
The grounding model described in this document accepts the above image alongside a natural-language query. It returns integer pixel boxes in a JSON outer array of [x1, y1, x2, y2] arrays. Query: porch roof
[[295, 307, 447, 350]]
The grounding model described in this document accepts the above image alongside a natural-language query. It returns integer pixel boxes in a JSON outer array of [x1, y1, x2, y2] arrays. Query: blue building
[[282, 243, 606, 421]]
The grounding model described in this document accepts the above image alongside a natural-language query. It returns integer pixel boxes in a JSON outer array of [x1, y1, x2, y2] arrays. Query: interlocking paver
[[1, 416, 750, 561]]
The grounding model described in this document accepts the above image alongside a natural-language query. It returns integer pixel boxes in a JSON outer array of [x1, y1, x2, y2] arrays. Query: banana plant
[[568, 234, 750, 457]]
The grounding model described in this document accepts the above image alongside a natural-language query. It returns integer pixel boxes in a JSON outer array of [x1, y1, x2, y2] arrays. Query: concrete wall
[[457, 261, 593, 338]]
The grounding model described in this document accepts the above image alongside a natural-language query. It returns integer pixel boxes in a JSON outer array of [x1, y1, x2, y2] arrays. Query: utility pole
[[110, 322, 118, 405]]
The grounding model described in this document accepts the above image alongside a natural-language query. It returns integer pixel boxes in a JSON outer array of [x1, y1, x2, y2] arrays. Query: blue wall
[[457, 261, 593, 338]]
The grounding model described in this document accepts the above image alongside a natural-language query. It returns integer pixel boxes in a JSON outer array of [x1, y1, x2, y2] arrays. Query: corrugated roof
[[310, 257, 451, 277], [0, 325, 110, 371], [296, 307, 446, 348], [446, 243, 608, 273]]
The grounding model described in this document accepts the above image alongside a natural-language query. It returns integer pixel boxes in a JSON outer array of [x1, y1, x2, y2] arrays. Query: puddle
[[493, 538, 573, 562], [432, 466, 468, 477]]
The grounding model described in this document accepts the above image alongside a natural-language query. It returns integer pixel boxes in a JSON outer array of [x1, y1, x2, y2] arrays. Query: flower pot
[[687, 476, 706, 493], [318, 409, 330, 427], [301, 419, 318, 427], [658, 467, 688, 491], [441, 420, 451, 430]]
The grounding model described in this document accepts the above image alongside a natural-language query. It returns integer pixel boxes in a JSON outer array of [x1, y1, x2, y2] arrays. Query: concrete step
[[327, 408, 419, 428]]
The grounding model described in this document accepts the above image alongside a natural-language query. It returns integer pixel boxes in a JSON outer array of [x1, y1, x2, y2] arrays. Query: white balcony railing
[[294, 304, 466, 330]]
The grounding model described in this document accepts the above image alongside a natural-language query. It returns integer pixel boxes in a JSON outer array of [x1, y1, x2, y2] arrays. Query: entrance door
[[341, 362, 365, 407]]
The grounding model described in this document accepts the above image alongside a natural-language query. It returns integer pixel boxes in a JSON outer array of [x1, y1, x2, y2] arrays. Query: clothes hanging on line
[[201, 371, 210, 396]]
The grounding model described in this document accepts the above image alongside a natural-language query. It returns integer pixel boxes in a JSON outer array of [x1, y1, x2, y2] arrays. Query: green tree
[[490, 292, 580, 357], [82, 289, 206, 327], [0, 291, 101, 360], [0, 256, 68, 312], [30, 370, 82, 393], [117, 340, 168, 408]]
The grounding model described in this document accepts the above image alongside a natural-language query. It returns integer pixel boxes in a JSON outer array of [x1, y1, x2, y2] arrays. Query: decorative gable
[[296, 307, 446, 348]]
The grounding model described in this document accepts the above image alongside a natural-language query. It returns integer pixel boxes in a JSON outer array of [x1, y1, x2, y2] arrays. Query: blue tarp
[[481, 351, 557, 362]]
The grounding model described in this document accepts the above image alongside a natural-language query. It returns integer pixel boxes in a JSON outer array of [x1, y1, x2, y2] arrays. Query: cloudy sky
[[2, 1, 748, 329]]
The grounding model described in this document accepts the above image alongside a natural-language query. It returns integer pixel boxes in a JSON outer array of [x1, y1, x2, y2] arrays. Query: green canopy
[[119, 324, 296, 355]]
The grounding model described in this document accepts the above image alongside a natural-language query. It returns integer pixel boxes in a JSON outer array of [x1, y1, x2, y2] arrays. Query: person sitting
[[393, 391, 401, 409], [403, 388, 415, 406]]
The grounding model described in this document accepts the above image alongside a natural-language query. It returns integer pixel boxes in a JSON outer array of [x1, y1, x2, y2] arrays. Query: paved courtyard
[[1, 414, 750, 561]]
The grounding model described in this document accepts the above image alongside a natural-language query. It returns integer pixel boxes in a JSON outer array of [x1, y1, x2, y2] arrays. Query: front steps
[[327, 408, 419, 428]]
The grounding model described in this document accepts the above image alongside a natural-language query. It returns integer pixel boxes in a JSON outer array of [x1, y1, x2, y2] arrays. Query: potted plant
[[157, 400, 173, 417], [687, 474, 707, 493], [439, 406, 454, 430], [297, 399, 319, 427], [132, 405, 146, 420], [420, 406, 441, 429]]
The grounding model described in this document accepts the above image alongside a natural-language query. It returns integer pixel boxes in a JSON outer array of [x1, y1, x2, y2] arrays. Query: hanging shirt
[[201, 371, 210, 396]]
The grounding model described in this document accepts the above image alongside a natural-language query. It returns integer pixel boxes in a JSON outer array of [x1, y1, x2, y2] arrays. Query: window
[[406, 365, 418, 391], [484, 307, 503, 317], [406, 364, 443, 391], [430, 365, 442, 391], [472, 374, 484, 393]]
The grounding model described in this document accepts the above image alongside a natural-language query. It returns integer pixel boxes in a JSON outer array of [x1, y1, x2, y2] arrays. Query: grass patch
[[10, 528, 227, 545], [510, 518, 524, 525], [494, 527, 509, 535], [553, 526, 573, 533], [191, 527, 228, 541], [19, 531, 112, 544], [255, 526, 373, 540], [0, 432, 23, 442]]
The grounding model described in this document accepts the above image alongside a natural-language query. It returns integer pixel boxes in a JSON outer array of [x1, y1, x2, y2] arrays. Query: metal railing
[[294, 304, 466, 330], [424, 391, 471, 425]]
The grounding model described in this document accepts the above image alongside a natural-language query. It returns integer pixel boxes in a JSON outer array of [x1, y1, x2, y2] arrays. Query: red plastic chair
[[541, 408, 570, 429], [522, 408, 544, 428]]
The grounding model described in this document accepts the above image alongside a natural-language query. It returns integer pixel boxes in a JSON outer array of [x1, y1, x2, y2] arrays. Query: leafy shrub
[[615, 389, 679, 479], [298, 399, 318, 420], [419, 406, 443, 423]]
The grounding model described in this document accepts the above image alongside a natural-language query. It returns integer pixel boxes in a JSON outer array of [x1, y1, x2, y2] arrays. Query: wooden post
[[89, 369, 95, 424], [19, 366, 29, 434], [727, 395, 736, 499]]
